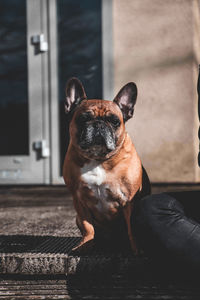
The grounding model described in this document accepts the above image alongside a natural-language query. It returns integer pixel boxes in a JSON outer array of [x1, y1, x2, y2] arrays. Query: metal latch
[[31, 34, 48, 53], [33, 140, 50, 159]]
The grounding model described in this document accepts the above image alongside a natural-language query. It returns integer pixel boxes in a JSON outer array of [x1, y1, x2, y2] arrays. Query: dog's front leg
[[72, 200, 95, 253], [123, 201, 138, 255]]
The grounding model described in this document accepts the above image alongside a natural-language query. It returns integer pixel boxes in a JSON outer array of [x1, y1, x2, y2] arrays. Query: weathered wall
[[113, 0, 200, 182]]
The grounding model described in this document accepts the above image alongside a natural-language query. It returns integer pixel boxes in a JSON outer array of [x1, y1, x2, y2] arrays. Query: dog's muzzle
[[78, 121, 116, 153]]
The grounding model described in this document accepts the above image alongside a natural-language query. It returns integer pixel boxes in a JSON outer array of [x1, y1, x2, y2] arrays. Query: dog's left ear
[[65, 77, 87, 114], [113, 82, 137, 122]]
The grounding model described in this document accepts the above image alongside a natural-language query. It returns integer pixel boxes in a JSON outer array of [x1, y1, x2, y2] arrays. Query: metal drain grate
[[0, 235, 81, 254], [0, 234, 133, 256]]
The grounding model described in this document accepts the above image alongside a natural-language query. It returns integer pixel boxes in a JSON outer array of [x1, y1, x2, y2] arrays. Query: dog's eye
[[106, 115, 121, 128], [76, 112, 93, 125]]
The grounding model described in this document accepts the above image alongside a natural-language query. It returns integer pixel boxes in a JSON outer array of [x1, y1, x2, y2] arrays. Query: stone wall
[[113, 0, 200, 182]]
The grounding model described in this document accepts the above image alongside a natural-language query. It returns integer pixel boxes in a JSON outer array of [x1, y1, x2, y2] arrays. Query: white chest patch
[[80, 161, 121, 217], [81, 161, 106, 186], [81, 162, 110, 213]]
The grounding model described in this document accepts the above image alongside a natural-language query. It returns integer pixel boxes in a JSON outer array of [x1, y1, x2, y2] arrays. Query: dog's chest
[[80, 162, 125, 216], [80, 162, 108, 203], [81, 162, 106, 188]]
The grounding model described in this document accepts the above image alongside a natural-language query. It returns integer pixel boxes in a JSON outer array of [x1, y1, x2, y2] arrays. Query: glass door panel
[[0, 0, 49, 184], [57, 0, 103, 173], [0, 0, 29, 155]]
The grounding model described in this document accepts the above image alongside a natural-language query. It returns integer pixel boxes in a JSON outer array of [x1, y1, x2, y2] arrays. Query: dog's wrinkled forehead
[[75, 99, 123, 119]]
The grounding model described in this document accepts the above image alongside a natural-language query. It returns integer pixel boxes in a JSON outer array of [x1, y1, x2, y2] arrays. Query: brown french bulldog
[[63, 78, 151, 254]]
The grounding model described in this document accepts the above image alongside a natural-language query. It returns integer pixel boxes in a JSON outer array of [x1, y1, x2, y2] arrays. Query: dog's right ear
[[65, 77, 87, 114]]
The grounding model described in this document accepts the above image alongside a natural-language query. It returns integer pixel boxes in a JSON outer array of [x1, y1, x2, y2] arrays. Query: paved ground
[[0, 187, 77, 237], [1, 184, 200, 236], [0, 185, 199, 299]]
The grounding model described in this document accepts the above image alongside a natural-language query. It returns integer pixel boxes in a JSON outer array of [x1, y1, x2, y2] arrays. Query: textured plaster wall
[[113, 0, 200, 182]]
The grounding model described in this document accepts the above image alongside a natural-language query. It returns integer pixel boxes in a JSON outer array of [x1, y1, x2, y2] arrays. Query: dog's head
[[65, 78, 137, 160]]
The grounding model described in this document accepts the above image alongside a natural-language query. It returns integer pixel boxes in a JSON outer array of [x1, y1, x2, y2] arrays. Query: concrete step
[[0, 233, 148, 275]]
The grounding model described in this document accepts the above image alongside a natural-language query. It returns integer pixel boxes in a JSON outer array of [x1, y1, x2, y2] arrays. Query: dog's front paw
[[71, 239, 95, 255], [131, 242, 145, 256]]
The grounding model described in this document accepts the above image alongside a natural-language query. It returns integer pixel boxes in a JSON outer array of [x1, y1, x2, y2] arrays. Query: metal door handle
[[31, 34, 48, 53], [33, 140, 50, 159]]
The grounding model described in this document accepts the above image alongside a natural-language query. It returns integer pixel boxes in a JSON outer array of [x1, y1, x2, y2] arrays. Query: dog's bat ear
[[65, 77, 87, 114], [113, 82, 137, 122]]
